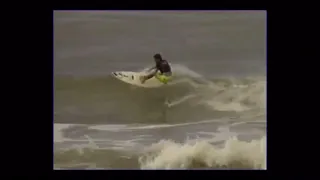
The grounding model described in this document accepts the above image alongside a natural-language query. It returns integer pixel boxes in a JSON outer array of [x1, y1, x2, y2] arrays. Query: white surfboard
[[111, 71, 164, 88]]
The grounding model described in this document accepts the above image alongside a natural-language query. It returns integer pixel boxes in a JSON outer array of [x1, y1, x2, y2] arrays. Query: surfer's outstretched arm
[[147, 66, 156, 72], [144, 69, 158, 80], [140, 69, 158, 83]]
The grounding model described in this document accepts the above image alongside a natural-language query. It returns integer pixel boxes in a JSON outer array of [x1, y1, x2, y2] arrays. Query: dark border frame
[[7, 5, 308, 177]]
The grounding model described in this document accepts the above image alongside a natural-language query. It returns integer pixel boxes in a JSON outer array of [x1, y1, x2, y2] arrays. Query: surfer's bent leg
[[155, 73, 172, 84]]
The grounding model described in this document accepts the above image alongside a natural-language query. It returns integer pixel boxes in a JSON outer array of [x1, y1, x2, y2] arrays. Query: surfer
[[140, 53, 172, 84]]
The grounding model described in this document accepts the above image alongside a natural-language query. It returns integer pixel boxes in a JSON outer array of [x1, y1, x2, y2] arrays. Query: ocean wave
[[54, 64, 266, 124], [54, 135, 266, 169]]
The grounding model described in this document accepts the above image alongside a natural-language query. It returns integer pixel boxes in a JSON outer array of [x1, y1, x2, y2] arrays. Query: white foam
[[88, 124, 128, 132], [54, 124, 75, 142], [153, 64, 267, 114], [139, 136, 266, 169], [165, 94, 198, 107]]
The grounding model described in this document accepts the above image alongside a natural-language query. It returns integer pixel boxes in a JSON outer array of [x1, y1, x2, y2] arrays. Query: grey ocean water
[[54, 10, 266, 169]]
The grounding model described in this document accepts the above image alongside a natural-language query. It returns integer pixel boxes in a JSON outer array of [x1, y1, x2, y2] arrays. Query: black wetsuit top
[[156, 60, 171, 74]]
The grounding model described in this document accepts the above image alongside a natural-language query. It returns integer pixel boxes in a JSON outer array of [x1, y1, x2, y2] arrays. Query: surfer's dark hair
[[153, 53, 162, 60]]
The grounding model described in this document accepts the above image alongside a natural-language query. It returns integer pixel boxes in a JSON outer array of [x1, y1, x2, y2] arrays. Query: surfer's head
[[153, 53, 162, 63]]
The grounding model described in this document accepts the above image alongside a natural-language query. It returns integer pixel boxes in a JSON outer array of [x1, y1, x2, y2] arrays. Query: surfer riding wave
[[140, 53, 172, 84]]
